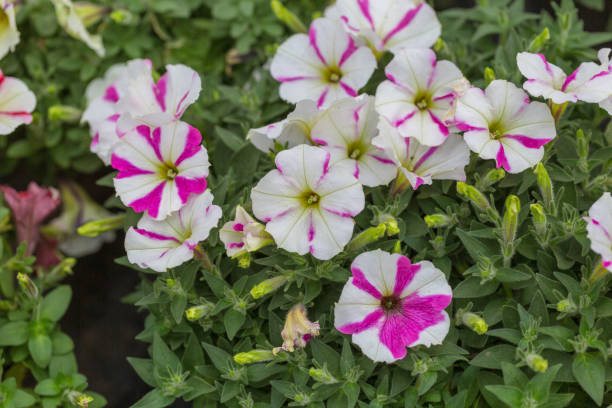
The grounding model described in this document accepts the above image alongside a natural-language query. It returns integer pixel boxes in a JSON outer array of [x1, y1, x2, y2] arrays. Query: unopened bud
[[392, 240, 402, 254], [17, 273, 38, 299], [273, 303, 319, 354], [530, 204, 547, 236], [309, 366, 338, 384], [233, 349, 274, 365], [238, 253, 251, 269], [556, 298, 577, 313], [185, 302, 214, 321], [457, 182, 490, 211], [462, 312, 488, 335], [48, 105, 82, 122], [270, 0, 307, 33], [502, 195, 521, 244], [528, 27, 550, 52], [433, 38, 445, 53], [109, 9, 135, 25], [77, 215, 124, 237], [347, 224, 386, 251], [424, 214, 451, 228], [484, 67, 496, 85], [479, 168, 506, 189], [526, 353, 548, 373], [377, 215, 399, 236], [250, 276, 288, 299], [534, 163, 554, 209]]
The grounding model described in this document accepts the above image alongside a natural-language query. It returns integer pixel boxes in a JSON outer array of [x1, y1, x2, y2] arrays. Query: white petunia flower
[[0, 1, 19, 60], [375, 48, 464, 146], [270, 17, 376, 109], [111, 120, 210, 220], [0, 70, 36, 135], [517, 51, 612, 104], [334, 249, 452, 363], [584, 192, 612, 273], [373, 118, 469, 191], [310, 95, 397, 187], [247, 100, 320, 153], [219, 205, 273, 257], [125, 190, 221, 272], [454, 80, 556, 174], [251, 144, 365, 260], [335, 0, 441, 55], [596, 48, 612, 115]]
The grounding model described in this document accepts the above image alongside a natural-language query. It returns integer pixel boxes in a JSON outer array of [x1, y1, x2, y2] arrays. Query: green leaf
[[183, 376, 216, 401], [201, 342, 232, 372], [485, 385, 523, 407], [0, 321, 29, 346], [34, 379, 60, 396], [310, 339, 341, 377], [500, 362, 528, 388], [152, 334, 181, 374], [28, 334, 53, 367], [453, 276, 499, 298], [572, 353, 604, 405], [40, 285, 72, 322], [216, 126, 246, 152], [129, 389, 174, 408], [223, 309, 246, 341], [127, 358, 157, 387], [471, 345, 516, 369], [12, 389, 37, 408]]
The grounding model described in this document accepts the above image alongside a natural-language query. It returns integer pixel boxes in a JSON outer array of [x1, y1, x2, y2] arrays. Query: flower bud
[[526, 353, 548, 373], [534, 163, 554, 210], [479, 168, 506, 189], [77, 215, 124, 237], [528, 27, 550, 52], [233, 349, 275, 365], [461, 312, 488, 335], [270, 0, 307, 33], [308, 366, 338, 384], [502, 195, 521, 244], [109, 9, 135, 25], [392, 240, 402, 254], [250, 276, 288, 299], [556, 298, 577, 313], [424, 214, 452, 228], [238, 253, 251, 269], [16, 273, 38, 299], [66, 390, 94, 408], [529, 204, 547, 236], [433, 37, 444, 53], [273, 303, 319, 354], [185, 302, 214, 321], [375, 214, 399, 236], [74, 2, 110, 27], [456, 182, 490, 211], [346, 224, 386, 251], [48, 105, 82, 122], [484, 67, 496, 85]]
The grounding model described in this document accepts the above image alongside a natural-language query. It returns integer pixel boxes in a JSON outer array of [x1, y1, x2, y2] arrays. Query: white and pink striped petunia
[[335, 0, 441, 55], [219, 205, 272, 258], [0, 70, 36, 135], [517, 51, 612, 105], [373, 118, 469, 191], [375, 48, 464, 147], [334, 249, 452, 363], [124, 190, 221, 272], [584, 192, 612, 273], [0, 1, 20, 60], [310, 95, 397, 187], [454, 80, 556, 174], [251, 144, 365, 260], [247, 100, 321, 153], [270, 17, 376, 109], [111, 119, 210, 220], [597, 48, 612, 115]]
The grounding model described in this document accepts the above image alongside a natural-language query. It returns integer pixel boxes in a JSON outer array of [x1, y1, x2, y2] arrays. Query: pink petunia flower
[[584, 192, 612, 273]]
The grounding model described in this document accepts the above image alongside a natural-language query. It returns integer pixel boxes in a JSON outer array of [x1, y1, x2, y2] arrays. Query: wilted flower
[[51, 0, 105, 57], [0, 1, 19, 60], [0, 70, 36, 135], [460, 312, 488, 335], [334, 249, 452, 363], [124, 190, 221, 272], [111, 120, 209, 220], [270, 17, 376, 108], [273, 303, 320, 354], [373, 118, 470, 192], [247, 100, 320, 153], [311, 96, 397, 187], [251, 145, 365, 260], [375, 48, 463, 146], [334, 0, 441, 55], [596, 48, 612, 114], [584, 192, 612, 273], [219, 205, 272, 257], [526, 353, 548, 373], [454, 80, 556, 174]]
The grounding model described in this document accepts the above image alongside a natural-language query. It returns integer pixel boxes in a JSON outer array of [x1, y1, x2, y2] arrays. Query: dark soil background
[[27, 1, 611, 407]]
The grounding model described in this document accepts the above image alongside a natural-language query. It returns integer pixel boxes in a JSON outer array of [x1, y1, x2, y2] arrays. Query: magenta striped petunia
[[454, 80, 556, 174], [0, 69, 36, 135], [111, 120, 210, 220], [334, 249, 452, 363], [270, 17, 376, 109], [124, 190, 221, 272], [584, 192, 612, 273]]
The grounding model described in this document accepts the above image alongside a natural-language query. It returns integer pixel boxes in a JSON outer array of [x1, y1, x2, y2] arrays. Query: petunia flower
[[219, 205, 273, 257], [375, 48, 464, 147], [0, 1, 19, 60], [270, 17, 376, 109], [335, 0, 441, 56], [124, 190, 221, 272], [247, 100, 320, 153], [454, 80, 556, 174], [310, 95, 397, 187], [596, 48, 612, 115], [1, 182, 60, 257], [516, 51, 612, 104], [0, 70, 36, 135], [273, 303, 320, 354], [334, 249, 452, 363], [111, 120, 210, 220], [584, 192, 612, 273], [251, 144, 365, 260], [373, 118, 470, 192], [52, 0, 105, 57]]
